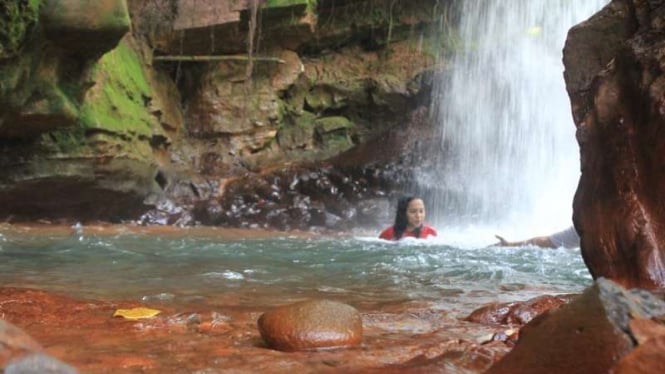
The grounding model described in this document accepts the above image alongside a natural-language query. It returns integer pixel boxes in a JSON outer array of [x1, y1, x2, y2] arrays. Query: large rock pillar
[[564, 0, 665, 289]]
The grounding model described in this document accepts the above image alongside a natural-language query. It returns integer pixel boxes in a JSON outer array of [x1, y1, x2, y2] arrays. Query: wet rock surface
[[613, 333, 665, 374], [4, 276, 663, 373], [0, 0, 442, 226], [144, 105, 436, 231], [486, 278, 665, 374], [0, 286, 510, 373], [564, 0, 665, 288], [258, 299, 363, 351], [464, 294, 574, 326]]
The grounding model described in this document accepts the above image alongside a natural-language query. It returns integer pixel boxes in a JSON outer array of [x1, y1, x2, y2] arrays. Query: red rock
[[564, 0, 665, 289], [485, 281, 634, 374], [613, 335, 665, 374], [257, 299, 363, 351], [465, 295, 572, 326], [0, 286, 511, 372], [629, 318, 665, 344]]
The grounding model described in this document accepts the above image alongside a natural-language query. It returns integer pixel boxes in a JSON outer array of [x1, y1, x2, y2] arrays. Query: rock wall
[[563, 0, 665, 289], [0, 0, 164, 221], [0, 0, 452, 225], [150, 0, 444, 174]]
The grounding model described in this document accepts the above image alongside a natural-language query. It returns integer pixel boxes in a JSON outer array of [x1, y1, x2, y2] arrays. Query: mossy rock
[[315, 116, 353, 133], [40, 0, 130, 59], [0, 0, 41, 60], [305, 85, 360, 113], [264, 0, 312, 9], [79, 39, 155, 138], [277, 111, 317, 150], [314, 116, 354, 152]]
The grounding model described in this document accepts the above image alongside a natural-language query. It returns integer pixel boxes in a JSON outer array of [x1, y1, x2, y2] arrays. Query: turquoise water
[[0, 226, 591, 316]]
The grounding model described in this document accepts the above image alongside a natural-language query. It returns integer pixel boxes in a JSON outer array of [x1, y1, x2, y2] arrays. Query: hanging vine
[[245, 0, 259, 90], [239, 0, 259, 126], [386, 0, 399, 47]]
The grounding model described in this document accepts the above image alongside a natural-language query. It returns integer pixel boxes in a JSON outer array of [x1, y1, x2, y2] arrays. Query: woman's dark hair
[[393, 195, 422, 239]]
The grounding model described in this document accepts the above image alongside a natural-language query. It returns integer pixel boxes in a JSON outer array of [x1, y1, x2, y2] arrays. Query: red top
[[379, 225, 438, 240]]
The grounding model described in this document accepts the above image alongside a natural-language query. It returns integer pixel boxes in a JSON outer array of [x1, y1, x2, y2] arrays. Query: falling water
[[421, 0, 607, 238]]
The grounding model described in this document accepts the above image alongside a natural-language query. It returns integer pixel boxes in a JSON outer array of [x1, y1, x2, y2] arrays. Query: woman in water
[[379, 196, 437, 240]]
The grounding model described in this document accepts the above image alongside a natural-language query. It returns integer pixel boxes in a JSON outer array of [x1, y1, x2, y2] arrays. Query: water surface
[[0, 224, 591, 316]]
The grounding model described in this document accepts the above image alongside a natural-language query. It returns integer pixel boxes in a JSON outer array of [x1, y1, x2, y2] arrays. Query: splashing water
[[0, 228, 591, 315], [421, 0, 607, 240]]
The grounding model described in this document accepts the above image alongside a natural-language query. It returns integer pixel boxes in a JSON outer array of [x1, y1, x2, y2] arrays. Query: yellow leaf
[[113, 307, 161, 320]]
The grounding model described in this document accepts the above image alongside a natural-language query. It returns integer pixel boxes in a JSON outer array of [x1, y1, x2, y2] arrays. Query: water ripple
[[0, 232, 592, 314]]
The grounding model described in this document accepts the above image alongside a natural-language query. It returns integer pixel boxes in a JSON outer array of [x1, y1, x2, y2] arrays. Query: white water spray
[[421, 0, 607, 241]]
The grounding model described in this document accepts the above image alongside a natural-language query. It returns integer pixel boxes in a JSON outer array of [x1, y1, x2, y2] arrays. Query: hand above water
[[494, 235, 509, 245], [488, 234, 512, 247]]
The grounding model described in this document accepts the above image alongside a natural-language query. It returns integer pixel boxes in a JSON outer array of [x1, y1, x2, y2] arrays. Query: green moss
[[0, 0, 42, 59], [294, 110, 317, 128], [79, 40, 153, 136], [315, 116, 352, 132]]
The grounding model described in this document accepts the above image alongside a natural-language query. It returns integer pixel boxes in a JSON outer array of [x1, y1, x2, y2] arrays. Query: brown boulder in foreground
[[486, 278, 665, 374], [258, 299, 363, 351]]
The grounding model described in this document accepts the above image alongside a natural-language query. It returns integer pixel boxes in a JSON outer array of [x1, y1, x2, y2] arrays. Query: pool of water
[[0, 224, 591, 317]]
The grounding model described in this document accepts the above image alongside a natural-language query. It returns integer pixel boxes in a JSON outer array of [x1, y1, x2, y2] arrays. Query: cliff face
[[0, 0, 451, 225], [0, 0, 162, 221], [563, 0, 665, 289]]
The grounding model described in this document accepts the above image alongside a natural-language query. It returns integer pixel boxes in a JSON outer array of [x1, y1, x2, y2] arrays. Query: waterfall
[[421, 0, 608, 241]]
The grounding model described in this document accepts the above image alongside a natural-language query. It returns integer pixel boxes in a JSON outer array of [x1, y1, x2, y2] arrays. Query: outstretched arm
[[492, 234, 556, 248]]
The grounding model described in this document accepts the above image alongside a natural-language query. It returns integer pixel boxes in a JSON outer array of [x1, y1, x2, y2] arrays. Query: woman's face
[[406, 199, 426, 230]]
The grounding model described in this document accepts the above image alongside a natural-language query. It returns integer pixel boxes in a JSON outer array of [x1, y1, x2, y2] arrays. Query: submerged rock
[[257, 299, 363, 351]]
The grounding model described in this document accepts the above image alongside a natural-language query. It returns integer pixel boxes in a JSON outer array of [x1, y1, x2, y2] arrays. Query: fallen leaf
[[113, 307, 161, 320]]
